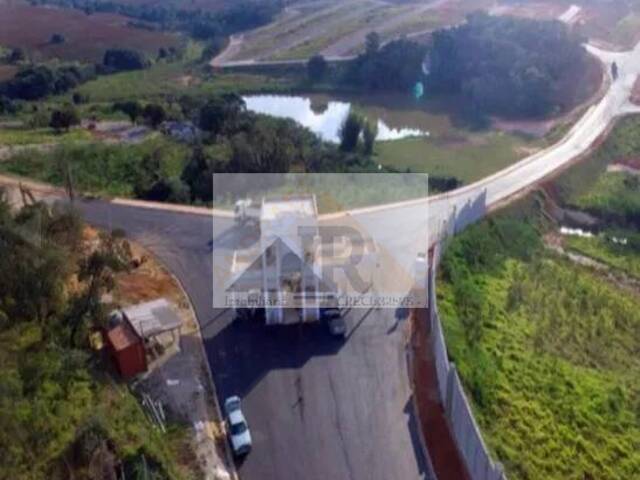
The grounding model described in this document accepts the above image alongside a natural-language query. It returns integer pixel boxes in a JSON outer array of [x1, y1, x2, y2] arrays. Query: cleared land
[[0, 2, 180, 62], [228, 0, 493, 62]]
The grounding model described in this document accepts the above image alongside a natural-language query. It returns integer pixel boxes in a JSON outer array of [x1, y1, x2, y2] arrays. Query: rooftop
[[261, 195, 317, 221], [107, 321, 140, 351], [121, 298, 182, 339]]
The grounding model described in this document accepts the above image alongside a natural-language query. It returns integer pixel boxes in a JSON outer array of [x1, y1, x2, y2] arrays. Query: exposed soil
[[410, 307, 472, 480], [0, 3, 179, 62]]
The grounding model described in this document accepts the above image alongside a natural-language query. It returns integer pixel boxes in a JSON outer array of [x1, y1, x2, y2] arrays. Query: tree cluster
[[338, 110, 378, 155], [102, 48, 151, 72], [428, 12, 591, 118], [0, 64, 96, 101], [341, 33, 428, 91]]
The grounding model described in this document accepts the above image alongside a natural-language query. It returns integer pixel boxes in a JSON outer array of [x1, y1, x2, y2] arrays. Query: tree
[[69, 230, 131, 346], [8, 47, 25, 64], [114, 100, 142, 124], [50, 33, 66, 44], [103, 49, 151, 72], [339, 110, 363, 152], [307, 54, 328, 83], [428, 13, 590, 118], [142, 103, 166, 129], [181, 146, 217, 201], [198, 94, 245, 137], [365, 31, 380, 56], [50, 104, 80, 132], [362, 119, 378, 155]]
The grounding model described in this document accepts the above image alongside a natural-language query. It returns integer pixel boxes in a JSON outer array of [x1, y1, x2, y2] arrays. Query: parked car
[[322, 308, 347, 337], [224, 396, 252, 457]]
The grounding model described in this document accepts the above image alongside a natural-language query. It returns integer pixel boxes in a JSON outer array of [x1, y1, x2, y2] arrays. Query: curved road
[[5, 42, 639, 480]]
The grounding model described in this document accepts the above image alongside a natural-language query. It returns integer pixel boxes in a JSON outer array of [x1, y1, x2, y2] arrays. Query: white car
[[224, 396, 252, 457]]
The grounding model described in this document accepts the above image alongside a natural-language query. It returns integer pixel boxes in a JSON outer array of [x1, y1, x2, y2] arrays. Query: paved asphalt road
[[32, 41, 640, 480], [78, 200, 428, 480]]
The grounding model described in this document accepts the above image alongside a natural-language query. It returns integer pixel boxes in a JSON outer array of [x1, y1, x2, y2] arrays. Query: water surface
[[243, 94, 430, 143]]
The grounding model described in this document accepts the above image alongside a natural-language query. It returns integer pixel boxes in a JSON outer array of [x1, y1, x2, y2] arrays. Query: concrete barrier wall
[[429, 263, 450, 407], [428, 245, 506, 480]]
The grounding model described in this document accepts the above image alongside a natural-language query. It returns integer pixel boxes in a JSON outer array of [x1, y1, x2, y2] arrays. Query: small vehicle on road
[[321, 307, 347, 337], [234, 199, 260, 226], [224, 396, 252, 457]]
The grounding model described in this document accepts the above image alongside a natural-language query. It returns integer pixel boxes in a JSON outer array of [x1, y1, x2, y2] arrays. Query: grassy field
[[0, 126, 91, 146], [74, 62, 292, 102], [0, 2, 180, 63], [234, 0, 382, 61], [571, 170, 640, 221], [0, 138, 188, 197], [565, 232, 640, 279], [375, 132, 529, 183], [438, 218, 640, 480], [232, 0, 493, 61], [554, 115, 640, 206]]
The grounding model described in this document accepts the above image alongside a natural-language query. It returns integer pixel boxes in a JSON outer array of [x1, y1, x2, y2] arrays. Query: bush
[[50, 104, 80, 132], [103, 49, 151, 72], [307, 54, 328, 83], [0, 64, 95, 101], [50, 33, 66, 44]]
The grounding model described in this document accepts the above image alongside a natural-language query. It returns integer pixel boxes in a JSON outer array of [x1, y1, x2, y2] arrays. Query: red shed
[[105, 319, 147, 378]]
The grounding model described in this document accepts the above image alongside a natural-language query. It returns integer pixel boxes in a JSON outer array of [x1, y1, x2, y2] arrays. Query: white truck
[[234, 199, 261, 226]]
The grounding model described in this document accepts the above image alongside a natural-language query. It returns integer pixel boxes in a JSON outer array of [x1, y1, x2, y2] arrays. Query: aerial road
[[2, 40, 639, 480]]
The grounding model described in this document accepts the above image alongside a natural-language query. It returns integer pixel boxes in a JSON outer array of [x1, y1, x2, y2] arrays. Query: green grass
[[375, 132, 528, 184], [0, 138, 188, 197], [557, 115, 640, 205], [0, 127, 91, 146], [439, 224, 640, 479], [0, 322, 197, 479], [565, 232, 640, 279], [69, 38, 292, 103], [572, 171, 640, 223], [75, 65, 292, 103]]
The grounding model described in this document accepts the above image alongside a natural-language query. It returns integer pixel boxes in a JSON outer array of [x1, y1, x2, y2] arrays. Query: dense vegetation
[[102, 48, 151, 73], [0, 195, 194, 479], [0, 64, 96, 101], [553, 115, 640, 227], [341, 33, 428, 92], [32, 0, 283, 42], [439, 209, 640, 480], [1, 94, 458, 204], [428, 12, 592, 118]]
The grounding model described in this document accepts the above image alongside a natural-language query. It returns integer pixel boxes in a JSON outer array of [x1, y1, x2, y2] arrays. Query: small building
[[161, 121, 199, 143], [105, 298, 183, 378], [105, 319, 147, 378]]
